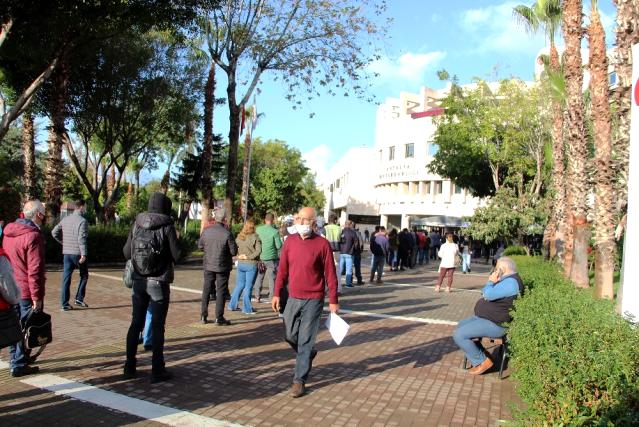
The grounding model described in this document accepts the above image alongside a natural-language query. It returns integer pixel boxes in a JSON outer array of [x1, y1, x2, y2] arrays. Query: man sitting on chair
[[452, 257, 524, 375]]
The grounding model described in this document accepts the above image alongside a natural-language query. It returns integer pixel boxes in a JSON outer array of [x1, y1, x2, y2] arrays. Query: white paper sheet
[[325, 312, 350, 345]]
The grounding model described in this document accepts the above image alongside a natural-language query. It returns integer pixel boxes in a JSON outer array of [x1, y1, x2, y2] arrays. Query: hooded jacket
[[2, 219, 46, 301], [123, 193, 180, 283]]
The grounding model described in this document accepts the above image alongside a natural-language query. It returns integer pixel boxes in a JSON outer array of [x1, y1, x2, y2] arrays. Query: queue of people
[[0, 195, 522, 397]]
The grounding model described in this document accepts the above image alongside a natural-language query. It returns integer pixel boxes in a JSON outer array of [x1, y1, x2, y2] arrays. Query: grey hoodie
[[0, 255, 20, 305]]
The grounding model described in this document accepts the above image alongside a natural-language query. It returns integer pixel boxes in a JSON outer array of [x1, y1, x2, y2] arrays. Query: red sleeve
[[323, 240, 339, 304], [274, 239, 289, 298], [27, 234, 46, 301]]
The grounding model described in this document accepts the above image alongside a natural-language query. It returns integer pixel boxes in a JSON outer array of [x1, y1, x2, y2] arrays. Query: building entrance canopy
[[411, 215, 469, 228]]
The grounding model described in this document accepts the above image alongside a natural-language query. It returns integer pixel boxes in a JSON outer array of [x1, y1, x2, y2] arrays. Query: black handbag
[[0, 308, 22, 349], [22, 309, 52, 350]]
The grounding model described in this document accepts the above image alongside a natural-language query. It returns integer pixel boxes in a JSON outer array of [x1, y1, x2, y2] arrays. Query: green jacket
[[256, 224, 282, 261]]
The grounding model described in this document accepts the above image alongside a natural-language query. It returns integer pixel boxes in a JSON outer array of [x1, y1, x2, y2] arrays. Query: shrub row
[[502, 245, 527, 256], [508, 256, 639, 426], [43, 224, 130, 264]]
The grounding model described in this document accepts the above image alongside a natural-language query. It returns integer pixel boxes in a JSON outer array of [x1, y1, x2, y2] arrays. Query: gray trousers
[[253, 259, 279, 300], [283, 297, 323, 384]]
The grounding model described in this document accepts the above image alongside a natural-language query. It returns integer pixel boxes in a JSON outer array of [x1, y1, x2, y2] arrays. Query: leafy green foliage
[[509, 256, 639, 425], [44, 224, 130, 263], [503, 245, 528, 256]]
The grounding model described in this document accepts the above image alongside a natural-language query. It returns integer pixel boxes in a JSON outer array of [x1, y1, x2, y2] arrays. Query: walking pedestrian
[[52, 200, 90, 310], [272, 207, 339, 398], [338, 220, 359, 289], [370, 226, 388, 284]]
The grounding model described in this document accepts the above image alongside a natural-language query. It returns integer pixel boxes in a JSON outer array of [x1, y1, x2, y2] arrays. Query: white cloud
[[460, 1, 547, 55], [302, 144, 331, 185], [368, 51, 447, 85]]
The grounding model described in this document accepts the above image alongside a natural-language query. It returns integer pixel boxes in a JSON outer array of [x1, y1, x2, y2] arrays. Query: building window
[[389, 146, 395, 161], [335, 179, 340, 189], [609, 72, 617, 86], [436, 181, 443, 194], [454, 184, 463, 194], [379, 150, 382, 161], [405, 143, 414, 158], [428, 144, 439, 157]]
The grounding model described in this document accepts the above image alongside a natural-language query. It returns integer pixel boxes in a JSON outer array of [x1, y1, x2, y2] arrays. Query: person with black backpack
[[122, 192, 180, 383]]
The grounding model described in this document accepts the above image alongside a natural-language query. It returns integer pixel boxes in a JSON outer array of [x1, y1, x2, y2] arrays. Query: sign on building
[[620, 43, 639, 321]]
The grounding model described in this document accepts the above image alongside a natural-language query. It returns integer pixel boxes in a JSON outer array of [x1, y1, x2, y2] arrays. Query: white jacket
[[438, 242, 459, 269]]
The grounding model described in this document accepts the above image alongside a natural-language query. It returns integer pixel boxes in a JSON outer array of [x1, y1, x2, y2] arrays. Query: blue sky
[[165, 1, 618, 184]]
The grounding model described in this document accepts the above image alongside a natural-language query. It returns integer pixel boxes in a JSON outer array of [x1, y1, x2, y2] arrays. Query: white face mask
[[295, 224, 311, 236], [287, 225, 298, 235]]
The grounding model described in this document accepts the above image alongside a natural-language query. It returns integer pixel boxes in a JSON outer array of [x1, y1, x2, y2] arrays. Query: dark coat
[[198, 223, 238, 272], [339, 228, 359, 255], [123, 212, 180, 283]]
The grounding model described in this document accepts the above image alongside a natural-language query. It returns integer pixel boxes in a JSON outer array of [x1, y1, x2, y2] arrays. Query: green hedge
[[503, 245, 527, 256], [44, 224, 130, 264], [508, 256, 639, 425]]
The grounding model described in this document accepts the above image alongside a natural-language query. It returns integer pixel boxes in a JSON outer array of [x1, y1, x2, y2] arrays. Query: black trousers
[[202, 270, 230, 321], [125, 279, 170, 375]]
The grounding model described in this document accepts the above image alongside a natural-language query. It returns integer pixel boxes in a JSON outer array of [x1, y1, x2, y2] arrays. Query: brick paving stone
[[0, 261, 518, 426]]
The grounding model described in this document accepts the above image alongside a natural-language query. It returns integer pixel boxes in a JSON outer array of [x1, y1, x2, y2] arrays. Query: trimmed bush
[[44, 224, 130, 264], [503, 245, 527, 256], [508, 256, 639, 426]]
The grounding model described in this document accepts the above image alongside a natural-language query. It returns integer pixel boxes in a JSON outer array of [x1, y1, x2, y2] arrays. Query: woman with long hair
[[229, 220, 262, 314]]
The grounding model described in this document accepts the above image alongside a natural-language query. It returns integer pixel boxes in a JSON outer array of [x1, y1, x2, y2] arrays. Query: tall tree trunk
[[240, 130, 251, 220], [44, 55, 69, 226], [126, 181, 134, 211], [590, 4, 615, 299], [612, 0, 638, 232], [104, 165, 116, 222], [547, 43, 566, 261], [200, 62, 215, 231], [562, 0, 589, 288], [225, 69, 241, 226], [22, 112, 37, 201], [135, 169, 141, 204]]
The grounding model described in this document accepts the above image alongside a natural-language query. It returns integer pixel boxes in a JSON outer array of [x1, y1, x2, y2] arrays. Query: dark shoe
[[216, 318, 231, 326], [376, 280, 383, 284], [151, 370, 173, 384], [61, 304, 73, 311], [74, 300, 89, 308], [356, 281, 364, 286], [291, 382, 306, 398], [123, 366, 137, 379], [200, 316, 208, 324], [469, 357, 494, 375], [11, 366, 40, 377]]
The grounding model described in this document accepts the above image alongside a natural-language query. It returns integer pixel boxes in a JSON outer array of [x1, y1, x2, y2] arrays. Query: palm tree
[[239, 104, 264, 221], [562, 0, 589, 287], [513, 0, 566, 260], [589, 0, 615, 299], [22, 111, 37, 201]]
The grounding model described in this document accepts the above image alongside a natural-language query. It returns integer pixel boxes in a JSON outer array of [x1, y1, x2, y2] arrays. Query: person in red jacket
[[272, 206, 339, 398], [2, 200, 47, 377]]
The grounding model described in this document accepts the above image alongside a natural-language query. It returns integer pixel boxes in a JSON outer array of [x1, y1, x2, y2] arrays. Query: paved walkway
[[0, 254, 517, 426]]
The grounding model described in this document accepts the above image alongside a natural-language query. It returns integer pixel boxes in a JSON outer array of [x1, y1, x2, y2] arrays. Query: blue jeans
[[462, 253, 471, 272], [371, 254, 385, 281], [283, 297, 323, 384], [418, 248, 429, 264], [453, 316, 506, 367], [60, 254, 88, 306], [142, 308, 152, 347], [338, 254, 353, 287], [9, 299, 34, 371], [229, 263, 257, 313]]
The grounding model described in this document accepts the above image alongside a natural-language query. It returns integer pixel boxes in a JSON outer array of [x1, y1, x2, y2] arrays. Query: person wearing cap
[[122, 192, 180, 383], [198, 208, 238, 326]]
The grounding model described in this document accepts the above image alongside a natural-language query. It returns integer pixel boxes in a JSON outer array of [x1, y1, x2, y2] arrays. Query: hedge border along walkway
[[508, 256, 639, 426]]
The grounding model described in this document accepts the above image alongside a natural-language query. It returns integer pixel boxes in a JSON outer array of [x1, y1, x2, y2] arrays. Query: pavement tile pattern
[[0, 254, 517, 426]]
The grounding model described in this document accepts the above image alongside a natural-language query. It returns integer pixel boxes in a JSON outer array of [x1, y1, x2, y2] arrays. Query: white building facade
[[322, 86, 483, 232]]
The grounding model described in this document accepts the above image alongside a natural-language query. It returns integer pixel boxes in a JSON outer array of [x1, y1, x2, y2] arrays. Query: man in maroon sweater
[[272, 207, 339, 398]]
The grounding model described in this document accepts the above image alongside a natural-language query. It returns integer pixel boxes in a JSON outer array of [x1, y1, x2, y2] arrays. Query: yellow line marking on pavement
[[20, 374, 245, 427]]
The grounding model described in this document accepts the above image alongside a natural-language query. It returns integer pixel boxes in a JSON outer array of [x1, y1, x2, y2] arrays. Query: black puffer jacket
[[123, 193, 180, 283], [199, 223, 238, 272]]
